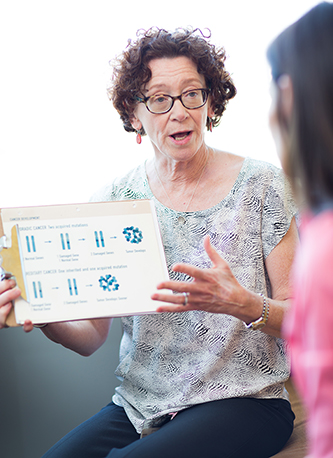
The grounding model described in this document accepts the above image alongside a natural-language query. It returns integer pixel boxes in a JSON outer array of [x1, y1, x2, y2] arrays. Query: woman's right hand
[[0, 278, 24, 329]]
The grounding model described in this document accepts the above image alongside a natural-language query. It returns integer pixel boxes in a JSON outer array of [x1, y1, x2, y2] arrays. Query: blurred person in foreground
[[1, 28, 298, 457], [267, 2, 333, 457]]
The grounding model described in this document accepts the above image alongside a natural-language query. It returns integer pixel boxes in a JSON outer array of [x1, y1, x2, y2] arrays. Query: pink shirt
[[284, 210, 333, 458]]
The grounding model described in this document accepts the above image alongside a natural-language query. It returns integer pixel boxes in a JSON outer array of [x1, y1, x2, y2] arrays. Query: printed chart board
[[0, 200, 169, 325]]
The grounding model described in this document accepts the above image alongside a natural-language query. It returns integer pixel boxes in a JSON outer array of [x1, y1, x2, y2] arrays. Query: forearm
[[236, 288, 290, 338], [41, 318, 112, 356]]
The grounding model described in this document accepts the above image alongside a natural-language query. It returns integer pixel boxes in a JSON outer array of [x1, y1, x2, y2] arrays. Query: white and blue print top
[[91, 156, 297, 434]]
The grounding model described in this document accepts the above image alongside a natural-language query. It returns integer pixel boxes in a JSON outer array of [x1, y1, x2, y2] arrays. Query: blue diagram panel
[[123, 226, 143, 244]]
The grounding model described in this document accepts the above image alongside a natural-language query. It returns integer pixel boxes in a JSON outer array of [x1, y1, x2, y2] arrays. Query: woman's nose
[[170, 98, 188, 121]]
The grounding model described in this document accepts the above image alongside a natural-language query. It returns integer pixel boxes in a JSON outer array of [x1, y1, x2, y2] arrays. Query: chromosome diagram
[[99, 275, 120, 292], [123, 226, 143, 244]]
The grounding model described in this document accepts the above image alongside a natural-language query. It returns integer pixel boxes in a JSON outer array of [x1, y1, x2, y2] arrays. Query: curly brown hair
[[108, 27, 237, 135]]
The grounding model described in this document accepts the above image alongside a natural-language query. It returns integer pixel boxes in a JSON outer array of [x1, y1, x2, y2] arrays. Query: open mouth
[[170, 131, 191, 141]]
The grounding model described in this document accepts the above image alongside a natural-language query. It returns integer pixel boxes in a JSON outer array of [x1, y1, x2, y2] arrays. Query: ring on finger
[[182, 292, 189, 306], [0, 267, 14, 282]]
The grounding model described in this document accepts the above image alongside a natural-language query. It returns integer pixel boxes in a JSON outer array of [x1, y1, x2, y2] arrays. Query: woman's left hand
[[152, 235, 252, 320]]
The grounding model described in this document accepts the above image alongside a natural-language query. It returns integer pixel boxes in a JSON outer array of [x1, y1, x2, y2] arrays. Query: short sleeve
[[89, 182, 117, 203], [89, 164, 148, 204], [261, 166, 297, 259]]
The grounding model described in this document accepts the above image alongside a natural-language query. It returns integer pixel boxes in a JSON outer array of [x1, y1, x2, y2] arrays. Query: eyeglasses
[[136, 88, 210, 114]]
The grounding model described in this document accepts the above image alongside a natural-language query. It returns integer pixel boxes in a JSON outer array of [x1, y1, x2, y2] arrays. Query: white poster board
[[0, 200, 168, 324]]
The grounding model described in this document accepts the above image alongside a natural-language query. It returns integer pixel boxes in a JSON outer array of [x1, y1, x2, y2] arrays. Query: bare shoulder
[[210, 150, 245, 179], [214, 150, 244, 168], [203, 151, 245, 205]]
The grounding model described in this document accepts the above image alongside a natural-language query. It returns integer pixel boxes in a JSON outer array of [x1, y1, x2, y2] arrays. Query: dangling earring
[[136, 131, 142, 144], [209, 118, 213, 132]]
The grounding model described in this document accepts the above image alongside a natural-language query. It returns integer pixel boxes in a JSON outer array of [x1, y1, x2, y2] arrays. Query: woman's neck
[[146, 148, 244, 212], [153, 145, 212, 186]]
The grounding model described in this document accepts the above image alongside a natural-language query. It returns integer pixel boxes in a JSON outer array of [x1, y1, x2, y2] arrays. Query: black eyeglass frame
[[135, 88, 210, 114]]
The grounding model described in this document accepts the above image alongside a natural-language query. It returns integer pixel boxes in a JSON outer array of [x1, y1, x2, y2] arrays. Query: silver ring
[[182, 292, 189, 306], [0, 267, 14, 282]]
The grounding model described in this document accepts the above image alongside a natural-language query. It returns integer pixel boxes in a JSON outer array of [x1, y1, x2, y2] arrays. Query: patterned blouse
[[91, 156, 297, 434]]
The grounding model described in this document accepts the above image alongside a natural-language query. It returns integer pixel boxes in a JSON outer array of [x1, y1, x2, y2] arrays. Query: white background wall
[[0, 0, 320, 208]]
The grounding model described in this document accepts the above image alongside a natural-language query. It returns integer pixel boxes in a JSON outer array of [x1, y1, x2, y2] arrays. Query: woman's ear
[[277, 74, 294, 120], [130, 113, 143, 132], [207, 98, 215, 119]]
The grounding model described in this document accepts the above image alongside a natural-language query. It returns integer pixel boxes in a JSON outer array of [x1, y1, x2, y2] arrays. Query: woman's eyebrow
[[145, 79, 203, 94]]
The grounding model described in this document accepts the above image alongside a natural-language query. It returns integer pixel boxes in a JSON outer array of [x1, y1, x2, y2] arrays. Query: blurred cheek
[[268, 97, 289, 173]]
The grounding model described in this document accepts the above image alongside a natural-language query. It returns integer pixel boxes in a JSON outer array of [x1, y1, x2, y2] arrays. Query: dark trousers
[[42, 397, 294, 458]]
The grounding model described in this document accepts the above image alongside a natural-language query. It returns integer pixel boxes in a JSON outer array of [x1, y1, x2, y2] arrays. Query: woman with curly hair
[[0, 28, 298, 457]]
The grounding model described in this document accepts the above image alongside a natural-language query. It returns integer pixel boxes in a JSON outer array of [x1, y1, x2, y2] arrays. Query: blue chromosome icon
[[68, 278, 78, 296], [99, 275, 119, 292], [32, 281, 43, 299], [61, 233, 71, 250], [94, 230, 105, 248], [26, 235, 36, 253], [123, 226, 143, 244]]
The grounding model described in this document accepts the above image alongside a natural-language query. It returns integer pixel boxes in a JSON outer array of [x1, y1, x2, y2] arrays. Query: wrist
[[244, 293, 270, 331]]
